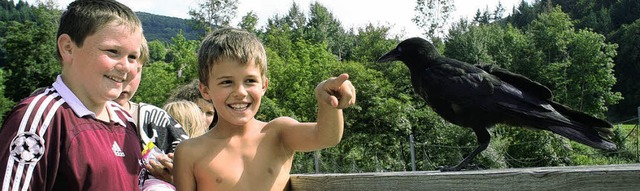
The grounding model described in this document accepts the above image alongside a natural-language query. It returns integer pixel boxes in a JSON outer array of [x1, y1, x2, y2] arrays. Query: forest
[[0, 0, 639, 173]]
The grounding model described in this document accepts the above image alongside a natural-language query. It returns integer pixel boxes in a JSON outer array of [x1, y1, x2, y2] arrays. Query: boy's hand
[[316, 73, 356, 109], [145, 153, 175, 184]]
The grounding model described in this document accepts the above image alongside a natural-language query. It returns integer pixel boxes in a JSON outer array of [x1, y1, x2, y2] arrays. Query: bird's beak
[[376, 49, 400, 63]]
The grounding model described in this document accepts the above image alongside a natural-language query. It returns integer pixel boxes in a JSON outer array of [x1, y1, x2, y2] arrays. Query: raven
[[377, 37, 616, 171]]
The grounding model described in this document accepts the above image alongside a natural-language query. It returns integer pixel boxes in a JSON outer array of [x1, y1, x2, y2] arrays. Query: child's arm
[[145, 153, 174, 184], [278, 73, 356, 151], [173, 141, 197, 191]]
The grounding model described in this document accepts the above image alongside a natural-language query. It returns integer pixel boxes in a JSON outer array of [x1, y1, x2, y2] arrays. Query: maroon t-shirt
[[0, 78, 142, 191]]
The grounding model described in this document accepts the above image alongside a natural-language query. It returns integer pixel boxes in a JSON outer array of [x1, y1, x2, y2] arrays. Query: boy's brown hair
[[55, 0, 142, 62], [197, 27, 268, 86]]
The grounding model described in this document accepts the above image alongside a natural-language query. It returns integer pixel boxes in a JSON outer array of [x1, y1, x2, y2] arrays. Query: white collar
[[52, 75, 127, 127]]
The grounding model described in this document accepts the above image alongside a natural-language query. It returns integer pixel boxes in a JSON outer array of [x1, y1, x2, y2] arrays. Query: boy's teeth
[[230, 104, 249, 110], [106, 75, 124, 82]]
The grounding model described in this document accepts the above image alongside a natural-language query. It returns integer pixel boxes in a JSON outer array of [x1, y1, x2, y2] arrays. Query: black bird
[[377, 37, 616, 171]]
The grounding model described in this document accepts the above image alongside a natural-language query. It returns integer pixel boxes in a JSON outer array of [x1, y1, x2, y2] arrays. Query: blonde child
[[167, 79, 216, 127], [163, 100, 209, 138], [173, 28, 356, 190]]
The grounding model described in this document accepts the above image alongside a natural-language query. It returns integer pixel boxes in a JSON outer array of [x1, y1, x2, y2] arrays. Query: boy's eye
[[128, 54, 138, 60], [106, 49, 118, 55]]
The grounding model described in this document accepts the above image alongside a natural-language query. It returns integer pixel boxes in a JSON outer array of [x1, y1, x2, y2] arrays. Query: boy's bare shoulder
[[176, 133, 211, 152], [267, 116, 300, 127]]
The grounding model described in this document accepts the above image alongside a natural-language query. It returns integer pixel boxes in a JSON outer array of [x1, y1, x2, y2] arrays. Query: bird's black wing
[[475, 64, 553, 100], [412, 58, 505, 127], [476, 64, 612, 127], [418, 58, 498, 104]]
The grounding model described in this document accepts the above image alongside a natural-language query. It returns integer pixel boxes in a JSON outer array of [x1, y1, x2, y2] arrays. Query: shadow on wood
[[289, 164, 640, 191]]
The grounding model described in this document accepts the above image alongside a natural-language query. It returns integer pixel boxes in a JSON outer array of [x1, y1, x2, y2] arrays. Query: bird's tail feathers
[[549, 101, 612, 128], [546, 124, 617, 151], [510, 100, 618, 151], [549, 101, 615, 141]]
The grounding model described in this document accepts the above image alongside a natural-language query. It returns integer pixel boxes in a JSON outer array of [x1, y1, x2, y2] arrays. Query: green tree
[[522, 7, 621, 114], [166, 32, 199, 84], [283, 2, 306, 41], [565, 29, 620, 115], [305, 2, 349, 59], [188, 0, 238, 36], [238, 11, 259, 34], [1, 5, 59, 102], [506, 0, 536, 29], [148, 40, 167, 63], [609, 19, 640, 119], [608, 0, 639, 29], [444, 21, 495, 64], [134, 62, 178, 106], [0, 68, 14, 124], [262, 21, 294, 59], [493, 2, 506, 21], [349, 24, 395, 64], [413, 0, 455, 40]]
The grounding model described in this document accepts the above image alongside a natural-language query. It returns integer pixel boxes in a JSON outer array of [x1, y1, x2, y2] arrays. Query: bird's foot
[[437, 164, 483, 172]]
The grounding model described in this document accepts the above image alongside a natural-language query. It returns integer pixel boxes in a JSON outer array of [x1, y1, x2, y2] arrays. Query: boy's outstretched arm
[[315, 73, 356, 147], [279, 73, 356, 152]]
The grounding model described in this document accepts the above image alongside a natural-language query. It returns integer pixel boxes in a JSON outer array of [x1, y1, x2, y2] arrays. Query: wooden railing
[[288, 164, 640, 190]]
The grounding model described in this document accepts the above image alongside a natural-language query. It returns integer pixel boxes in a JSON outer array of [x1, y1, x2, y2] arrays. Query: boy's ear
[[261, 78, 269, 96], [199, 82, 212, 100], [58, 34, 74, 62]]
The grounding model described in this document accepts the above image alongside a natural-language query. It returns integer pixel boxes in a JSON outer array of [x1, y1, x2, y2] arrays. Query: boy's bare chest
[[193, 135, 293, 190]]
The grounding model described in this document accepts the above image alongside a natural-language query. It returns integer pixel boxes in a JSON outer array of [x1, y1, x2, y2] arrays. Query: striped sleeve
[[0, 90, 65, 191]]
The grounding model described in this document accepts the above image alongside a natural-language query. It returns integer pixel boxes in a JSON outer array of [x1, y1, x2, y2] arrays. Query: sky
[[33, 0, 526, 38]]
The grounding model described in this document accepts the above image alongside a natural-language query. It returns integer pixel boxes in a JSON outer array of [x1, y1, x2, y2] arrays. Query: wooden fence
[[288, 164, 640, 190]]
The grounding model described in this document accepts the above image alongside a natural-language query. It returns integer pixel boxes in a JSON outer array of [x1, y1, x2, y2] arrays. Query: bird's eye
[[397, 47, 403, 52]]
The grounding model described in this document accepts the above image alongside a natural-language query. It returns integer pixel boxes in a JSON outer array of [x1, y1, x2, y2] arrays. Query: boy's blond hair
[[197, 27, 267, 86], [139, 36, 149, 65], [56, 0, 143, 62], [163, 100, 208, 138]]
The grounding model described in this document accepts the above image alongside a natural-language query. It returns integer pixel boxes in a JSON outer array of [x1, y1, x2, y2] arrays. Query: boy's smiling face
[[59, 22, 142, 110], [200, 57, 267, 126]]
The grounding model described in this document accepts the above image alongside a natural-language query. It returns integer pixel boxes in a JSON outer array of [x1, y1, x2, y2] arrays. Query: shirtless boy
[[173, 27, 356, 190]]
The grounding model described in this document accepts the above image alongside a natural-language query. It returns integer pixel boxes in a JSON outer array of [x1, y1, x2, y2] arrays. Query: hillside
[[136, 12, 202, 42]]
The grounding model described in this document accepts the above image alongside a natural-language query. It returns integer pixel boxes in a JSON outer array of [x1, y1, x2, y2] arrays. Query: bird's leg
[[439, 127, 490, 172]]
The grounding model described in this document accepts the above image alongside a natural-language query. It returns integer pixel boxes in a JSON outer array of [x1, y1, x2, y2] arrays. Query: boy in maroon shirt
[[0, 0, 145, 190]]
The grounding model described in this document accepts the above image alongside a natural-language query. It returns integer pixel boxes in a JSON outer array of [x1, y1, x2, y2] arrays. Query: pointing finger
[[326, 73, 349, 90]]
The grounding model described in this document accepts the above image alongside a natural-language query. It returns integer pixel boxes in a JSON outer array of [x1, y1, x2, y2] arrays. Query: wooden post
[[290, 164, 640, 191], [314, 150, 320, 173], [409, 134, 416, 171]]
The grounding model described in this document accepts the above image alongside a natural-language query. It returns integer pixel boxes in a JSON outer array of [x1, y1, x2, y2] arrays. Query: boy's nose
[[232, 85, 248, 98]]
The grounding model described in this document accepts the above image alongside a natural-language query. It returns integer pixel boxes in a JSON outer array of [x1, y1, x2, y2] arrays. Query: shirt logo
[[112, 141, 125, 157], [10, 132, 45, 164]]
